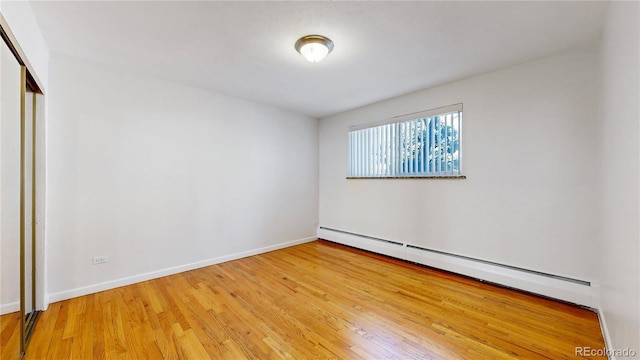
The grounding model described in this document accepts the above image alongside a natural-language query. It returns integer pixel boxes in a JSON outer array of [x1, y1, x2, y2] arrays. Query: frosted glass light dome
[[295, 35, 334, 63]]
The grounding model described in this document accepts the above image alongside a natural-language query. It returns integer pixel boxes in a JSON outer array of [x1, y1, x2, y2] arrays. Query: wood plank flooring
[[2, 240, 605, 359], [0, 311, 20, 360]]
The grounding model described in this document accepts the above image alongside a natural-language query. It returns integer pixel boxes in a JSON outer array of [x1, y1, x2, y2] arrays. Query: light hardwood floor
[[2, 240, 605, 359]]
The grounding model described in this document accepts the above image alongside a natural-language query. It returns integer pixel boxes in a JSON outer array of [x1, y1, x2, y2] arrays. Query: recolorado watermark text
[[575, 346, 637, 358]]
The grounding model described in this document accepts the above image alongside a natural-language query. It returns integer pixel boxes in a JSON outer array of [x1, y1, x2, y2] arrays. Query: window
[[348, 104, 463, 178]]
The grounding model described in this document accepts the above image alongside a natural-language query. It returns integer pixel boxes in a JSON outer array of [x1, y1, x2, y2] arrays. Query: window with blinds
[[348, 104, 463, 178]]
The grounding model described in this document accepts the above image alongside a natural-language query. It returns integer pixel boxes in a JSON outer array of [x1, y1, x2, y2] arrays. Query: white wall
[[319, 45, 600, 285], [0, 40, 22, 314], [45, 53, 319, 302], [599, 1, 639, 356]]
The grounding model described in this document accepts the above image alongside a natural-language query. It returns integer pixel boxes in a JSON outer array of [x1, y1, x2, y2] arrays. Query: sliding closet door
[[0, 31, 43, 357], [24, 92, 33, 315], [23, 87, 39, 337], [0, 34, 23, 360]]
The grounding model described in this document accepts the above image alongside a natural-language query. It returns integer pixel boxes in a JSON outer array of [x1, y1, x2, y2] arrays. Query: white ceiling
[[30, 1, 608, 118]]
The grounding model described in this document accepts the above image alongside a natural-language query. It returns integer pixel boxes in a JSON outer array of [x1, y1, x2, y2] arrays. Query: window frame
[[347, 103, 465, 179]]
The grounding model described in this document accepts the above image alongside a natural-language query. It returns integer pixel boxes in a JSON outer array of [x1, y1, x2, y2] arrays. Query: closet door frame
[[19, 66, 41, 353], [1, 17, 45, 357]]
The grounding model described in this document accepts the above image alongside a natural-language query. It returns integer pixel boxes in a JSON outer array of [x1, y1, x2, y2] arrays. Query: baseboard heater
[[317, 227, 595, 308]]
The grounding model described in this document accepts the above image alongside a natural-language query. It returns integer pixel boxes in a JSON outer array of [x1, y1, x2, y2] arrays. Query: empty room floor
[[2, 240, 605, 359]]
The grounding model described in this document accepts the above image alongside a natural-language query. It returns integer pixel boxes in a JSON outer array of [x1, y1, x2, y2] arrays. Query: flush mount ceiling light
[[295, 35, 334, 63]]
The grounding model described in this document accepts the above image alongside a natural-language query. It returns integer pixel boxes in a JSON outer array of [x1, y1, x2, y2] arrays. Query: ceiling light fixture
[[295, 35, 334, 63]]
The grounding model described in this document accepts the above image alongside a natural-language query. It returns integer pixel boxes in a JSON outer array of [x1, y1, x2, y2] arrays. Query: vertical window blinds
[[348, 104, 463, 178]]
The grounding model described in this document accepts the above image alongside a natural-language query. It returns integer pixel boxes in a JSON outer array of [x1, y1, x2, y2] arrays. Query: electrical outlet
[[92, 255, 109, 265]]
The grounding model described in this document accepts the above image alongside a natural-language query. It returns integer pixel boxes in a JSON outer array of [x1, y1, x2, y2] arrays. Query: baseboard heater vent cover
[[317, 227, 594, 307]]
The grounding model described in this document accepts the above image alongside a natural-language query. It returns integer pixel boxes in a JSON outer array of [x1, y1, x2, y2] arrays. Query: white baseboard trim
[[597, 307, 616, 360], [318, 227, 594, 308], [47, 236, 317, 304], [0, 301, 19, 316]]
